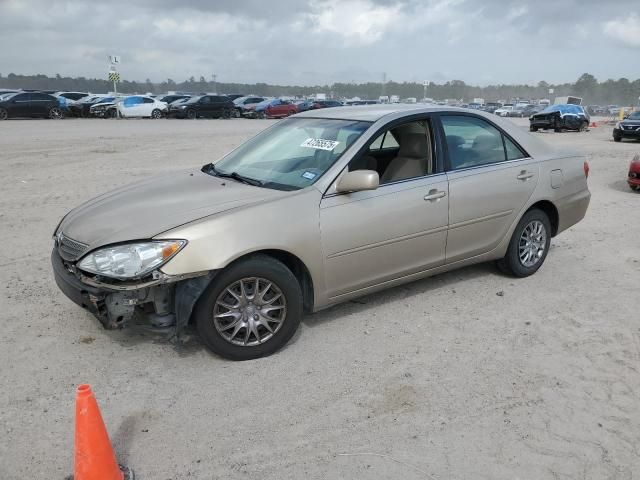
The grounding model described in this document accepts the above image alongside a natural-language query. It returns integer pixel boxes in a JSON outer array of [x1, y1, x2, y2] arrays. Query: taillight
[[583, 161, 589, 178]]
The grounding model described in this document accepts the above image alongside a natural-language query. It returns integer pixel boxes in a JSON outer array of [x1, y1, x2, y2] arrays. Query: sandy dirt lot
[[0, 116, 639, 480]]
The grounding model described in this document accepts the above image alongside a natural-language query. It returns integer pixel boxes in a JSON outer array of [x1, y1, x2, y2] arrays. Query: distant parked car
[[529, 104, 590, 132], [482, 102, 502, 114], [233, 96, 266, 118], [309, 100, 342, 109], [509, 105, 541, 117], [250, 98, 280, 119], [263, 99, 298, 118], [225, 94, 245, 101], [494, 105, 514, 117], [613, 110, 640, 142], [68, 95, 112, 117], [112, 95, 168, 119], [89, 97, 122, 118], [168, 95, 235, 119], [628, 155, 640, 191], [0, 91, 63, 120]]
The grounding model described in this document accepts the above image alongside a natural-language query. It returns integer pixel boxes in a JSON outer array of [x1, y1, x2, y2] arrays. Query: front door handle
[[424, 189, 446, 201], [517, 170, 535, 181]]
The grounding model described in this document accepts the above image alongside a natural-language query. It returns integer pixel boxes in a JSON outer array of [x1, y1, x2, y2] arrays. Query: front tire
[[195, 255, 303, 360], [613, 135, 622, 142], [529, 125, 538, 132], [186, 109, 197, 119], [553, 117, 562, 133], [151, 109, 162, 119], [630, 184, 640, 191], [0, 108, 7, 120], [496, 209, 551, 278]]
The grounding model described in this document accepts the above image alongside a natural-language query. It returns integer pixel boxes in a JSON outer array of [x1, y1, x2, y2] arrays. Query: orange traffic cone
[[590, 121, 597, 128], [74, 384, 134, 480]]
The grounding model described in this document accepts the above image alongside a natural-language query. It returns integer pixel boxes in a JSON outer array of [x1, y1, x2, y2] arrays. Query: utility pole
[[423, 80, 428, 102], [381, 72, 387, 99], [212, 73, 217, 94]]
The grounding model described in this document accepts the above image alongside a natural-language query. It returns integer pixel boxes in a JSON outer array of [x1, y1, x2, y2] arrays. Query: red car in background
[[628, 154, 640, 191], [264, 99, 298, 119]]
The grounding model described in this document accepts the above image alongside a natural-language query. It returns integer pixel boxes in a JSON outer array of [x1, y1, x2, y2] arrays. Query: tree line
[[0, 72, 638, 106]]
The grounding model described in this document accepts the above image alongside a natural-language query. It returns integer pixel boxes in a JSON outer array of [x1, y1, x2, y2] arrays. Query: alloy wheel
[[518, 220, 547, 267], [213, 277, 287, 347], [0, 108, 7, 120], [49, 107, 62, 119]]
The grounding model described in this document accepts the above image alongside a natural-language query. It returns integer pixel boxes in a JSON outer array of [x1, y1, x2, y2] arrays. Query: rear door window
[[440, 115, 527, 170]]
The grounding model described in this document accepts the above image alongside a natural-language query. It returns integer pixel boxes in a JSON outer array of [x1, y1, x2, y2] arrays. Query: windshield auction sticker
[[300, 138, 340, 151]]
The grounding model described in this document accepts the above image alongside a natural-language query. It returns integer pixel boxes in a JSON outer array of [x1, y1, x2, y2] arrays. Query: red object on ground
[[74, 384, 124, 480], [628, 154, 640, 191]]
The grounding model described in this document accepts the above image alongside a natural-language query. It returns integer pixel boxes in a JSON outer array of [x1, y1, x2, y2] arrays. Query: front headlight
[[78, 240, 186, 279]]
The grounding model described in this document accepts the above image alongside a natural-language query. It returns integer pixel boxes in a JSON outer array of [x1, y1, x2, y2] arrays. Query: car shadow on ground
[[103, 261, 504, 358], [303, 261, 502, 328], [609, 179, 640, 194]]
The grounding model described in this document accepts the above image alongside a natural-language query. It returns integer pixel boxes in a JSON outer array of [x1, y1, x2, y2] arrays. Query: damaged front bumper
[[51, 248, 213, 333]]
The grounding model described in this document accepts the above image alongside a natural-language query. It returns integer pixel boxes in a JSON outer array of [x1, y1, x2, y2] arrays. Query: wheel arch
[[224, 249, 315, 313], [526, 200, 559, 236]]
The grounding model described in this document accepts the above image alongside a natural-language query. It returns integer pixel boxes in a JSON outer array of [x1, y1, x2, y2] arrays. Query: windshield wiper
[[202, 163, 263, 187]]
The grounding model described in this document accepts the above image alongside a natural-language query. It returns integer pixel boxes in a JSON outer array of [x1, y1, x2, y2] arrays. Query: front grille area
[[57, 233, 89, 261]]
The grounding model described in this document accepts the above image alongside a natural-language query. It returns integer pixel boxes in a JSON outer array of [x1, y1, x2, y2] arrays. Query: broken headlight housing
[[78, 240, 186, 279]]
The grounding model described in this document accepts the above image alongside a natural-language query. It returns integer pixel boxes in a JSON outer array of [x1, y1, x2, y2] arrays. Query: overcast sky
[[1, 0, 639, 86]]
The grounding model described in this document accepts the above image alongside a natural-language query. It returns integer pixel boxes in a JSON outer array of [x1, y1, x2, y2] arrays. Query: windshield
[[209, 118, 371, 190], [627, 111, 640, 120]]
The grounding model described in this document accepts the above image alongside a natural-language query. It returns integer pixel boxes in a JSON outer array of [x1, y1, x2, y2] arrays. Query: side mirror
[[336, 170, 379, 193]]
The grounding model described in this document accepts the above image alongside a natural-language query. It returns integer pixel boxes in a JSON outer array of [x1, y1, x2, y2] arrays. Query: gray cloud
[[0, 0, 638, 86]]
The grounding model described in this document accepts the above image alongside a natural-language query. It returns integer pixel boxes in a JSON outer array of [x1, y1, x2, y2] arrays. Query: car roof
[[295, 104, 491, 122], [296, 104, 562, 158]]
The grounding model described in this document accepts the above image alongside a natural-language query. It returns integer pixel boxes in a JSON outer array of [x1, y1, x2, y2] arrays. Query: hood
[[621, 119, 640, 126], [59, 169, 285, 250]]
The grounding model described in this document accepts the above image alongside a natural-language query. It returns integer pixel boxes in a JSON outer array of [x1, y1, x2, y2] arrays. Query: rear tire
[[529, 125, 538, 132], [107, 108, 118, 119], [496, 209, 551, 278], [0, 108, 7, 120], [222, 108, 231, 119], [258, 111, 265, 119], [233, 109, 241, 118], [195, 255, 303, 360], [48, 107, 63, 119], [630, 184, 640, 191], [186, 109, 196, 119]]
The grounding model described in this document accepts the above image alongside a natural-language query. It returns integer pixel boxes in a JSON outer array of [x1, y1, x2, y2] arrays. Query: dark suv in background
[[0, 91, 63, 120], [168, 95, 235, 119]]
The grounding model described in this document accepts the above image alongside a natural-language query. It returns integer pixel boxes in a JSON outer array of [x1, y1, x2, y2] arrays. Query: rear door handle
[[517, 171, 535, 181], [424, 189, 446, 201]]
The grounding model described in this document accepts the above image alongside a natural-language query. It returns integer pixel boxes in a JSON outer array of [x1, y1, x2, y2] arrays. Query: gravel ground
[[0, 116, 638, 480]]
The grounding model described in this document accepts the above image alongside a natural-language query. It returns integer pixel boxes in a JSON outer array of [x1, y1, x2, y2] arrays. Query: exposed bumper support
[[51, 248, 214, 334]]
